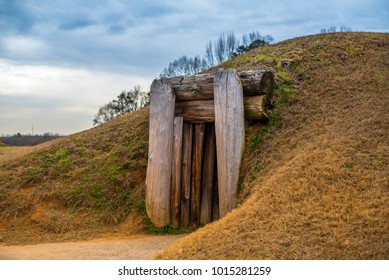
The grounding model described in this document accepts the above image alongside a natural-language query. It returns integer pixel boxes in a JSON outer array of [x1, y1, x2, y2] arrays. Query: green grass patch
[[55, 149, 73, 171], [135, 199, 147, 215], [143, 218, 186, 235], [250, 65, 295, 152], [343, 162, 353, 169]]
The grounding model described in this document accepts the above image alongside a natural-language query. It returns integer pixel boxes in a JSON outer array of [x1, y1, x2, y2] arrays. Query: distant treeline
[[0, 133, 62, 146], [320, 25, 352, 33]]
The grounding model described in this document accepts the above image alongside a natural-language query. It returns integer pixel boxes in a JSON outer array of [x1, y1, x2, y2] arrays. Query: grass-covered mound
[[0, 108, 149, 244], [1, 33, 387, 259], [157, 32, 389, 259]]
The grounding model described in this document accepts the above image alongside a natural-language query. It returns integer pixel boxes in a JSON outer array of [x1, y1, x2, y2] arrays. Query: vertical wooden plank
[[212, 159, 219, 221], [146, 79, 175, 227], [200, 123, 216, 224], [180, 122, 193, 227], [190, 122, 205, 227], [171, 117, 184, 226], [214, 68, 245, 218]]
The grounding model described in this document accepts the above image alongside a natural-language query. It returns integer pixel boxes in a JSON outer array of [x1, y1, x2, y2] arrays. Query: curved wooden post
[[146, 79, 175, 227], [214, 68, 245, 218]]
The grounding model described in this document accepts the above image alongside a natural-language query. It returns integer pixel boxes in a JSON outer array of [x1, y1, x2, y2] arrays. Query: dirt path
[[0, 234, 185, 260]]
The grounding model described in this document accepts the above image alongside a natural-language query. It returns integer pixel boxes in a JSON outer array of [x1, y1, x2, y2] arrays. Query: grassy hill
[[0, 110, 150, 244], [0, 32, 388, 259], [157, 32, 389, 259]]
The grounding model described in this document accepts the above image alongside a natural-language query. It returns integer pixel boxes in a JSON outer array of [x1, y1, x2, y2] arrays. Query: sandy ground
[[0, 234, 185, 260]]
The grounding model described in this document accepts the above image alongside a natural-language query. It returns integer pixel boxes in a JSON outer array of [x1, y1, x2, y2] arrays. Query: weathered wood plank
[[146, 79, 175, 227], [200, 123, 216, 224], [212, 160, 219, 221], [190, 123, 205, 226], [169, 74, 214, 101], [175, 99, 215, 123], [180, 122, 193, 227], [175, 95, 269, 122], [214, 68, 245, 218], [169, 70, 274, 102], [171, 117, 183, 226]]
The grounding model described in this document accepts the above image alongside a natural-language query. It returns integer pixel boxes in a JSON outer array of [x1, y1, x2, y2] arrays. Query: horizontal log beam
[[168, 70, 274, 103], [175, 99, 215, 123], [175, 95, 268, 122]]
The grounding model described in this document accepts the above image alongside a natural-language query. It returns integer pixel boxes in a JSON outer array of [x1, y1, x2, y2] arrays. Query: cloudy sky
[[1, 0, 388, 135]]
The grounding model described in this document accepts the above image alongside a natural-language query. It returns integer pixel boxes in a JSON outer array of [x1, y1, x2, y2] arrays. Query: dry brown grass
[[1, 33, 388, 259], [0, 146, 35, 164], [157, 32, 389, 259], [0, 108, 150, 244]]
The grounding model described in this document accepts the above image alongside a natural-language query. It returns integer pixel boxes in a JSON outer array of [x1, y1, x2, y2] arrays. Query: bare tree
[[321, 26, 337, 33], [161, 30, 274, 77], [340, 25, 352, 32], [248, 31, 260, 42], [214, 32, 227, 64], [93, 86, 149, 125], [160, 55, 207, 77], [321, 26, 352, 33], [205, 41, 215, 67], [233, 32, 273, 57], [226, 32, 239, 60], [262, 34, 274, 43], [93, 103, 116, 125], [242, 34, 249, 46]]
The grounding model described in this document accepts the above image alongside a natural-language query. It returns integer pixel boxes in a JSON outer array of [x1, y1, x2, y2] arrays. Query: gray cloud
[[58, 18, 97, 31], [0, 0, 388, 135], [2, 0, 387, 75], [0, 0, 36, 33], [107, 24, 127, 34]]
